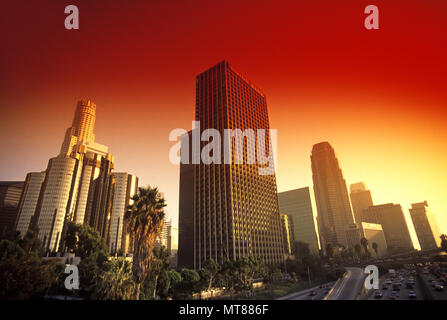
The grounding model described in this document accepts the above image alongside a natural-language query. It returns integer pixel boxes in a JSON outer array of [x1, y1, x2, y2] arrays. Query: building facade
[[15, 172, 46, 237], [0, 181, 24, 239], [311, 142, 355, 251], [182, 61, 284, 268], [108, 173, 138, 255], [409, 201, 441, 251], [277, 187, 320, 254], [363, 203, 413, 253], [349, 182, 373, 224], [280, 214, 295, 256], [15, 100, 134, 254]]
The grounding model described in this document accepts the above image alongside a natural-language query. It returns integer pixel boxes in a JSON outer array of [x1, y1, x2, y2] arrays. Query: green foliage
[[65, 223, 109, 298], [0, 231, 61, 299], [92, 258, 134, 300], [125, 186, 166, 300], [199, 259, 220, 292]]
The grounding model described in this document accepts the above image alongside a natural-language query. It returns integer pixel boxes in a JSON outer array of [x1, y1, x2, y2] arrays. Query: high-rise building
[[108, 173, 138, 255], [60, 100, 96, 155], [360, 222, 387, 257], [311, 142, 355, 250], [280, 214, 295, 256], [409, 201, 441, 251], [349, 182, 373, 223], [345, 222, 387, 257], [178, 131, 195, 268], [15, 172, 46, 237], [277, 187, 319, 254], [0, 181, 24, 239], [363, 203, 413, 253], [180, 61, 284, 268], [157, 219, 173, 252], [15, 100, 129, 254]]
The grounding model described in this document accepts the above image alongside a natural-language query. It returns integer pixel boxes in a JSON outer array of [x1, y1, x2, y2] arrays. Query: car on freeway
[[309, 291, 317, 296], [389, 291, 399, 300], [435, 285, 444, 292], [408, 291, 417, 299], [386, 279, 392, 285], [382, 284, 388, 290], [374, 290, 383, 299], [406, 282, 414, 289]]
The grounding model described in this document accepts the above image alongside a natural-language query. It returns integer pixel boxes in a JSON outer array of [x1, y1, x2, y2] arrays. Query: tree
[[149, 246, 170, 299], [440, 235, 447, 254], [93, 258, 134, 300], [65, 223, 110, 298], [175, 268, 201, 298], [360, 237, 369, 255], [0, 231, 61, 299], [354, 244, 362, 260], [294, 241, 311, 261], [325, 243, 334, 259], [201, 259, 220, 292], [372, 242, 379, 256], [125, 186, 166, 300]]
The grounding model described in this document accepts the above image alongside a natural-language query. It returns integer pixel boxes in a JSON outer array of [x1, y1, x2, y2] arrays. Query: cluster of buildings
[[177, 61, 444, 270], [0, 61, 442, 271], [0, 100, 176, 261]]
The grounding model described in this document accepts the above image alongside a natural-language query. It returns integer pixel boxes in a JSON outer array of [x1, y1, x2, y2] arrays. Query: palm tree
[[360, 237, 369, 255], [125, 186, 166, 300], [354, 244, 362, 260], [372, 242, 379, 256]]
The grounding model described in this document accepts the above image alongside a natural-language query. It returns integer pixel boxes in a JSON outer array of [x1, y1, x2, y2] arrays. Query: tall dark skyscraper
[[311, 142, 354, 250], [179, 61, 284, 268]]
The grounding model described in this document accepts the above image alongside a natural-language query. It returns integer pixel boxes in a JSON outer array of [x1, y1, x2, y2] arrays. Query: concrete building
[[108, 173, 138, 255], [280, 214, 295, 256], [0, 181, 24, 239], [349, 182, 373, 224], [409, 201, 441, 251], [180, 61, 284, 268], [15, 100, 123, 254], [178, 131, 195, 268], [345, 222, 387, 257], [277, 187, 319, 254], [15, 172, 46, 237], [311, 142, 355, 251], [363, 203, 413, 253]]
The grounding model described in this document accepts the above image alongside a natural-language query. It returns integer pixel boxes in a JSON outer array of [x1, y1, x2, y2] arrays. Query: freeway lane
[[326, 267, 365, 300]]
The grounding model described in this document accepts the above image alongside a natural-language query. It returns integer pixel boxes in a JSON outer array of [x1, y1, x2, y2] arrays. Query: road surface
[[326, 267, 365, 300]]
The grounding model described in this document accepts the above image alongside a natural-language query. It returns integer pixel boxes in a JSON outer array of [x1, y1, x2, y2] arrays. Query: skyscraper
[[181, 61, 284, 268], [15, 100, 133, 254], [409, 201, 441, 251], [178, 131, 195, 268], [277, 187, 320, 254], [349, 182, 373, 223], [0, 181, 24, 239], [15, 172, 46, 237], [108, 173, 138, 255], [280, 214, 295, 256], [363, 203, 414, 253], [311, 142, 354, 250], [60, 100, 96, 155]]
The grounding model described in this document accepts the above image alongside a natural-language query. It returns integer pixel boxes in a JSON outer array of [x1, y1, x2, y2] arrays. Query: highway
[[325, 267, 365, 300], [277, 282, 334, 300], [366, 269, 423, 300]]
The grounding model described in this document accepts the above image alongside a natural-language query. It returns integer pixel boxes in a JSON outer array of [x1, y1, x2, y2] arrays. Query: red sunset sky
[[1, 0, 446, 246]]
